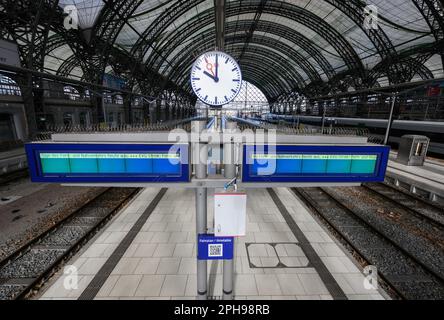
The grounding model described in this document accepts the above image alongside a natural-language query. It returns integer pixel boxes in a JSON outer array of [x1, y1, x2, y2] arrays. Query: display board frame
[[25, 143, 190, 183], [241, 144, 390, 183]]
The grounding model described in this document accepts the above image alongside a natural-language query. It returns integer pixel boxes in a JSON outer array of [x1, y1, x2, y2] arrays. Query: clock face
[[190, 51, 242, 106]]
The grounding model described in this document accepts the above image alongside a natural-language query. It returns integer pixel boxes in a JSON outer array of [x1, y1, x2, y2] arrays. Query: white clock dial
[[190, 51, 242, 106]]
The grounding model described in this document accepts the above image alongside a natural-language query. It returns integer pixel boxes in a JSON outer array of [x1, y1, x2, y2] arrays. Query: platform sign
[[25, 143, 190, 183], [242, 145, 390, 183], [197, 234, 234, 260]]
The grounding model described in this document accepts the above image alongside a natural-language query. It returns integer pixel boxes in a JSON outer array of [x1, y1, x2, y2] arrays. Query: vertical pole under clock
[[196, 187, 207, 300], [193, 120, 208, 300], [223, 256, 234, 300], [223, 121, 237, 300]]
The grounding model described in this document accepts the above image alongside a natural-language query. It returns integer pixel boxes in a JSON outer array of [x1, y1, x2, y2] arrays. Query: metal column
[[222, 121, 237, 300], [321, 104, 326, 133], [192, 120, 208, 300], [384, 95, 397, 145], [223, 121, 237, 180], [149, 101, 157, 124]]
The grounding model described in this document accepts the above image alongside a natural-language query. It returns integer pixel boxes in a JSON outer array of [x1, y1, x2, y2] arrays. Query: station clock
[[190, 51, 242, 106]]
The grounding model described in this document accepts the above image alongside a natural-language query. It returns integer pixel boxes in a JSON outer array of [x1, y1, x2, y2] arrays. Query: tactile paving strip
[[267, 188, 348, 300]]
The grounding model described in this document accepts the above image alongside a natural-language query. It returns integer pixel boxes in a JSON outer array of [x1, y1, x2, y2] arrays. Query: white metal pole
[[222, 121, 237, 300], [384, 95, 397, 145], [192, 120, 208, 300]]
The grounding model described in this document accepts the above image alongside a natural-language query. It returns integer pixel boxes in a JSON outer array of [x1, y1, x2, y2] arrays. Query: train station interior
[[0, 0, 443, 305]]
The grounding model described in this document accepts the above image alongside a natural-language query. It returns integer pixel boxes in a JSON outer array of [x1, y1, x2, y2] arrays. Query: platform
[[38, 187, 387, 300], [386, 152, 444, 202]]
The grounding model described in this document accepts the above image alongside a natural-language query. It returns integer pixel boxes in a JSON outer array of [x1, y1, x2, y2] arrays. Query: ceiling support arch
[[130, 0, 207, 59], [148, 17, 335, 82], [171, 36, 305, 95], [162, 30, 314, 88], [411, 0, 444, 66], [131, 0, 364, 81], [177, 55, 294, 96]]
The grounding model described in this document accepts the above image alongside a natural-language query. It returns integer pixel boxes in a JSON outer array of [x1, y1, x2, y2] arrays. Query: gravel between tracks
[[325, 187, 444, 280], [67, 216, 103, 225], [0, 187, 138, 300], [365, 183, 444, 226], [0, 249, 64, 279], [296, 187, 444, 299], [39, 226, 91, 246], [0, 186, 106, 259], [0, 285, 27, 300]]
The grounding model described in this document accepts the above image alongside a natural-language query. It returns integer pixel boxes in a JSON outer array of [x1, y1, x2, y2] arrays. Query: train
[[263, 114, 444, 157]]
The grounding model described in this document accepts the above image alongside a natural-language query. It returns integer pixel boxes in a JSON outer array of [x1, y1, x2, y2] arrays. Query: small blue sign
[[198, 234, 234, 260]]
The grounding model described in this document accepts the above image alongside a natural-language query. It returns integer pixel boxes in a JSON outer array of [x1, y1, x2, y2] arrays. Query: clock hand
[[204, 57, 215, 76], [203, 70, 217, 81], [204, 57, 219, 83], [215, 54, 219, 82]]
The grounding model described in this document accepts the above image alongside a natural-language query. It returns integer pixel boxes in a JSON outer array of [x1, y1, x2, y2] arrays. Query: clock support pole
[[193, 120, 209, 300], [222, 121, 238, 300]]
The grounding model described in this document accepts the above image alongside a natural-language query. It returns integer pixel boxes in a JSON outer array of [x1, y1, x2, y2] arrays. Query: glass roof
[[43, 0, 443, 97], [195, 80, 269, 113], [58, 0, 104, 29]]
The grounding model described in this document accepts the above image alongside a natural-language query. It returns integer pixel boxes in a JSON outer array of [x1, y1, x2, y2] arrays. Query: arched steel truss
[[130, 0, 365, 86], [147, 18, 335, 82], [167, 32, 312, 87], [180, 55, 288, 100], [154, 24, 322, 84], [411, 0, 444, 43], [179, 51, 298, 99], [1, 0, 443, 106], [145, 0, 408, 85], [171, 36, 307, 99]]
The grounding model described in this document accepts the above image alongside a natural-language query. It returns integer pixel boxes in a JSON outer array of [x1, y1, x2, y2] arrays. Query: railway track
[[0, 187, 139, 300], [326, 185, 444, 280], [363, 183, 444, 228], [292, 187, 444, 300]]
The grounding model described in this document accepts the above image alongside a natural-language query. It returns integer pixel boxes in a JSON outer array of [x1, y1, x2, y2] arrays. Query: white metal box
[[214, 190, 247, 237]]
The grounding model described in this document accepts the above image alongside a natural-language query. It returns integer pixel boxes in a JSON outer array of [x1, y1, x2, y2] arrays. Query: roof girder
[[171, 37, 304, 95], [147, 14, 336, 80], [162, 29, 317, 86], [129, 0, 364, 77], [176, 51, 296, 95]]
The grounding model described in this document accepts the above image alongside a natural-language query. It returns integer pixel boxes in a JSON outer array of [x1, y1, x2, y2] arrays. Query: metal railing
[[33, 116, 204, 141]]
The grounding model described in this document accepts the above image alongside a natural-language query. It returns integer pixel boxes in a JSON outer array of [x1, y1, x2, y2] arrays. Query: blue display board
[[25, 143, 190, 183], [242, 145, 390, 183], [197, 234, 234, 260]]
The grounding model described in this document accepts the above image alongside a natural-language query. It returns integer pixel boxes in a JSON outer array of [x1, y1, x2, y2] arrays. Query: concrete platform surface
[[38, 187, 387, 300], [387, 154, 444, 200]]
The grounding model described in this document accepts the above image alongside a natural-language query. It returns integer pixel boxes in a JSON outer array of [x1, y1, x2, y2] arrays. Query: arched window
[[114, 94, 123, 105], [63, 85, 81, 100], [0, 75, 21, 96], [195, 81, 269, 117]]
